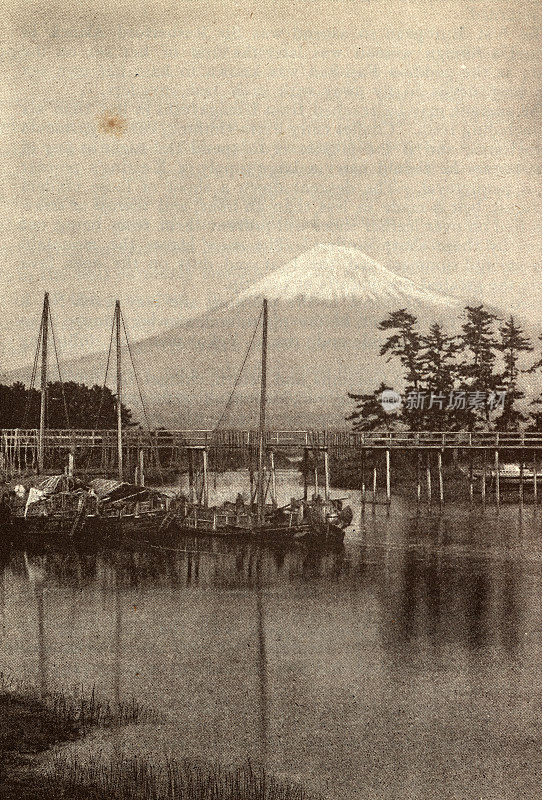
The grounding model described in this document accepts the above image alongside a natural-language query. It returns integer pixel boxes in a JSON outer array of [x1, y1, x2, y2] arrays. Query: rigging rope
[[208, 305, 263, 495], [22, 313, 44, 428], [211, 306, 263, 437], [120, 308, 164, 482], [49, 307, 70, 429], [94, 307, 116, 429]]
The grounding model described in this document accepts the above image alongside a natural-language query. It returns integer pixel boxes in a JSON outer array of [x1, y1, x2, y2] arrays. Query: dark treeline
[[348, 304, 542, 432], [0, 381, 134, 429]]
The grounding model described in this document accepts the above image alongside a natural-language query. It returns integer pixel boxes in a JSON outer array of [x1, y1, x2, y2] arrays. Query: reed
[[0, 672, 159, 731], [46, 753, 323, 800]]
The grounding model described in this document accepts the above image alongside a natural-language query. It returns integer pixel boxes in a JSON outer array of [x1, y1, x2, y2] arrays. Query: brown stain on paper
[[98, 112, 126, 137]]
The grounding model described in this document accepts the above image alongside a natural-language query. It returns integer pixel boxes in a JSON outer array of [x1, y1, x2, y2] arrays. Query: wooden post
[[202, 448, 209, 508], [249, 446, 256, 503], [438, 450, 444, 507], [385, 449, 391, 506], [138, 448, 145, 487], [494, 449, 500, 510], [38, 292, 49, 474], [519, 455, 524, 505], [115, 300, 123, 481], [426, 451, 432, 506], [481, 450, 486, 506], [188, 449, 196, 504], [323, 448, 330, 502], [372, 465, 377, 511], [534, 451, 538, 506], [361, 448, 366, 513], [469, 449, 474, 505], [269, 450, 277, 507], [256, 299, 268, 524], [300, 447, 306, 501], [67, 451, 74, 478], [416, 450, 421, 509]]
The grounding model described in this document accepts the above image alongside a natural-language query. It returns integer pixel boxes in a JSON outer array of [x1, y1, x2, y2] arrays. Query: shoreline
[[0, 688, 323, 800]]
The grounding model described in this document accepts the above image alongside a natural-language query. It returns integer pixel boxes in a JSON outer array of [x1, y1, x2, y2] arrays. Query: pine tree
[[457, 304, 501, 428], [378, 309, 424, 428], [526, 334, 542, 431], [419, 323, 461, 429], [0, 381, 135, 429], [495, 316, 532, 430], [347, 383, 399, 431], [378, 309, 423, 389]]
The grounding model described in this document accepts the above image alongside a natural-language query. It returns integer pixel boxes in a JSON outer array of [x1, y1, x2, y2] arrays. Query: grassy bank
[[1, 686, 323, 800], [46, 754, 322, 800]]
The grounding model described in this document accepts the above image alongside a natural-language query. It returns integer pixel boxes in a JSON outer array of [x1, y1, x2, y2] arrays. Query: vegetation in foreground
[[46, 754, 322, 800], [0, 686, 322, 800]]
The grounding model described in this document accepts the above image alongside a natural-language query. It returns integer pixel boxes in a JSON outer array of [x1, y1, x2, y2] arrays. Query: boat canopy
[[89, 478, 166, 503], [12, 474, 88, 497]]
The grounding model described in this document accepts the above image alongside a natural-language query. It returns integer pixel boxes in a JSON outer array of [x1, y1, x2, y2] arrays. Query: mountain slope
[[232, 244, 458, 308], [13, 244, 533, 428]]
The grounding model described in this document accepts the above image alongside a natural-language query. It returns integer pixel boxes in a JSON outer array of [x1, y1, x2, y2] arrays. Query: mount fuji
[[13, 245, 469, 427], [231, 244, 458, 309]]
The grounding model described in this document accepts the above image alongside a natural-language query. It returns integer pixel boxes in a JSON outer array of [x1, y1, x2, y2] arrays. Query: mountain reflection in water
[[1, 504, 541, 800]]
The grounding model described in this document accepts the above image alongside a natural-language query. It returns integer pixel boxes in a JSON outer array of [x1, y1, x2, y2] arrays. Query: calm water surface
[[1, 471, 541, 799]]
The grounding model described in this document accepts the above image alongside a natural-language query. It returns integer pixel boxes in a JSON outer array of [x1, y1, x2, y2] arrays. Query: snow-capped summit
[[232, 244, 458, 308]]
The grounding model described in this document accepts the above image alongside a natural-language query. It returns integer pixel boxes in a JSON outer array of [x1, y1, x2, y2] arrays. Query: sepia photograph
[[1, 1, 541, 798]]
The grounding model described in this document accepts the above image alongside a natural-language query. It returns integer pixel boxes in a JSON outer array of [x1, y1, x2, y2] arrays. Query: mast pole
[[115, 300, 123, 481], [38, 292, 49, 474], [257, 299, 268, 524]]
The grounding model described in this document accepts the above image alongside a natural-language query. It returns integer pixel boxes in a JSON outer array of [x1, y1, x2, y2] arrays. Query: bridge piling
[[426, 451, 432, 507], [494, 449, 500, 510], [385, 449, 391, 507], [361, 448, 366, 514], [534, 451, 538, 507], [416, 450, 421, 509], [438, 451, 444, 508], [481, 450, 487, 507]]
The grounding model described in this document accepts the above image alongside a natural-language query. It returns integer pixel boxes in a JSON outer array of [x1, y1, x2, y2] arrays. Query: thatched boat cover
[[89, 478, 166, 504]]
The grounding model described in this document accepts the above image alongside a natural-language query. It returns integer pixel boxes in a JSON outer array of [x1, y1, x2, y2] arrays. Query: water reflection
[[0, 505, 541, 800]]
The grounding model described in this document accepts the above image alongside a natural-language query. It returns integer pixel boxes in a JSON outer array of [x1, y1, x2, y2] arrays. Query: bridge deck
[[2, 428, 542, 451]]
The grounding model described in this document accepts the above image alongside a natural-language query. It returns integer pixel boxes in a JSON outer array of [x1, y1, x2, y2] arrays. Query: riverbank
[[0, 690, 82, 799], [0, 688, 323, 800]]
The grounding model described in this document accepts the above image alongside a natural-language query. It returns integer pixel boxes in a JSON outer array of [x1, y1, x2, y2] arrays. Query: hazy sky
[[1, 0, 541, 371]]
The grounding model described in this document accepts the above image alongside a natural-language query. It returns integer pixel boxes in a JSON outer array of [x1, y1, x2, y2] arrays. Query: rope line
[[49, 308, 70, 428], [22, 313, 44, 427], [94, 307, 116, 429], [120, 308, 164, 482], [211, 306, 263, 437]]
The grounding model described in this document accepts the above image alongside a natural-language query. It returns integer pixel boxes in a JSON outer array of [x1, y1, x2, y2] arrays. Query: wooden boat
[[4, 295, 351, 548], [167, 298, 352, 546], [2, 297, 176, 544], [3, 473, 175, 543], [472, 463, 538, 491]]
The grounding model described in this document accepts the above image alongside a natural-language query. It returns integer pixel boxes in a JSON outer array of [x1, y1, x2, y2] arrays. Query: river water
[[1, 471, 541, 799]]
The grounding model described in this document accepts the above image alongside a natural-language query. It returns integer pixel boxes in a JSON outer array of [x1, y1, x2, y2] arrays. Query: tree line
[[348, 304, 542, 431], [0, 381, 134, 429]]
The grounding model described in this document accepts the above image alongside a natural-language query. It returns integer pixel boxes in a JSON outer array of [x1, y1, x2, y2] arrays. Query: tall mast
[[257, 298, 268, 523], [38, 292, 49, 474], [115, 300, 123, 481]]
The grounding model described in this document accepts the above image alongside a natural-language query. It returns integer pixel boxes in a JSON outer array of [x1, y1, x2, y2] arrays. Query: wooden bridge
[[2, 427, 542, 456], [2, 427, 542, 506]]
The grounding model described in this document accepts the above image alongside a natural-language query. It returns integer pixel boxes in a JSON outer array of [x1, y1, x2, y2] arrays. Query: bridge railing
[[2, 428, 542, 451]]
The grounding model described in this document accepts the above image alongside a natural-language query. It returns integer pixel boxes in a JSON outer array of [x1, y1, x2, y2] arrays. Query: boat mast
[[115, 300, 123, 481], [257, 298, 268, 523], [38, 292, 49, 474]]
